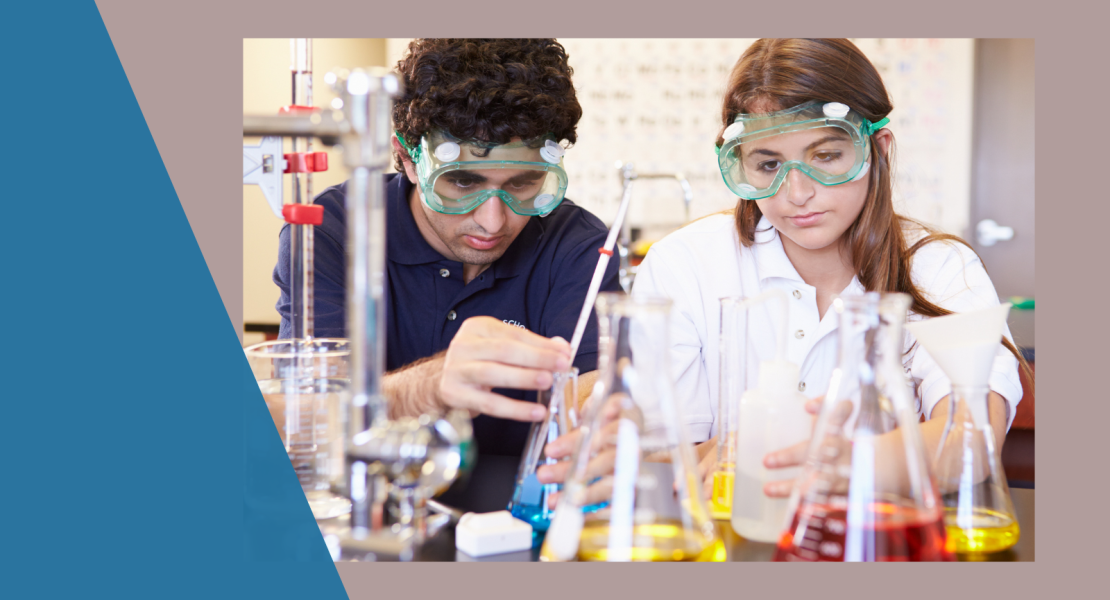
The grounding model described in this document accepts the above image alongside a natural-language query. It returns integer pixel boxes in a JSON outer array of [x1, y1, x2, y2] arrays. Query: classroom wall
[[243, 38, 387, 332], [244, 38, 983, 336]]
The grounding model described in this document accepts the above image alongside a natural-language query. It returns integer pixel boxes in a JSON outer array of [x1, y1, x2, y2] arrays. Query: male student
[[275, 38, 621, 457]]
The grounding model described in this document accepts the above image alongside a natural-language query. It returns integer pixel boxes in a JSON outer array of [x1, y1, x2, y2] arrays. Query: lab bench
[[398, 455, 1035, 562]]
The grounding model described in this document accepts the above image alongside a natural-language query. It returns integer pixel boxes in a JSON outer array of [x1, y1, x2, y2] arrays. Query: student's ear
[[873, 129, 893, 162], [391, 136, 419, 184]]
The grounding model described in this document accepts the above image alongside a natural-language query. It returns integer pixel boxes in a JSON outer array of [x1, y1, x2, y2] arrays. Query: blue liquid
[[508, 475, 611, 545]]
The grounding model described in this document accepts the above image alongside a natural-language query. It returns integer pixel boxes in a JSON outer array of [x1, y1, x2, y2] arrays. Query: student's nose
[[471, 194, 508, 233], [781, 168, 816, 207]]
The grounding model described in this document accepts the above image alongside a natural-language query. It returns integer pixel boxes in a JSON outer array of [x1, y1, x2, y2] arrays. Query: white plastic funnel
[[906, 303, 1012, 387], [905, 303, 1012, 427]]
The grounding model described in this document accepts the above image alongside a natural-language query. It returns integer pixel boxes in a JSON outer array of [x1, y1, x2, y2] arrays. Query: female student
[[627, 38, 1029, 497]]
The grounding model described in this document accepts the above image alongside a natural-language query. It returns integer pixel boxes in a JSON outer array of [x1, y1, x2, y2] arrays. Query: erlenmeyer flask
[[904, 304, 1020, 554], [774, 293, 953, 562], [508, 368, 579, 542], [713, 292, 811, 539], [933, 385, 1020, 553], [540, 293, 724, 562]]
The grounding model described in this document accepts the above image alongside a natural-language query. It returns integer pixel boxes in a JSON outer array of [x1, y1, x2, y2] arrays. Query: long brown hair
[[720, 39, 1033, 395]]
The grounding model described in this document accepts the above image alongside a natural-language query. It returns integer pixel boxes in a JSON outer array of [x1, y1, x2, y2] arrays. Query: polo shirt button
[[793, 289, 802, 299], [447, 310, 457, 321], [799, 381, 806, 392], [795, 329, 805, 339], [439, 269, 450, 278]]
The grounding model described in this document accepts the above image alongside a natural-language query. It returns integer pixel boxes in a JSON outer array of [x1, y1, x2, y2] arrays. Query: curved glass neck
[[834, 293, 913, 435]]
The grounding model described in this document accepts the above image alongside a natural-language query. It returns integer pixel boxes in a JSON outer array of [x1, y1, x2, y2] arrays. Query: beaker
[[934, 384, 1020, 553], [714, 293, 811, 540], [508, 368, 579, 541], [246, 338, 351, 520], [540, 293, 724, 562], [773, 293, 953, 561]]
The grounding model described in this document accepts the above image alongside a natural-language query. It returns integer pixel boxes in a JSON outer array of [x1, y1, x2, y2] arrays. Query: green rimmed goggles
[[398, 130, 569, 216], [716, 101, 890, 200]]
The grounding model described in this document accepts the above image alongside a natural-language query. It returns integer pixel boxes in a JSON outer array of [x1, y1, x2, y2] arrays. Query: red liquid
[[773, 503, 954, 562]]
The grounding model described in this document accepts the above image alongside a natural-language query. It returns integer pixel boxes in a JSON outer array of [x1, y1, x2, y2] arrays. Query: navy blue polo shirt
[[274, 173, 621, 456]]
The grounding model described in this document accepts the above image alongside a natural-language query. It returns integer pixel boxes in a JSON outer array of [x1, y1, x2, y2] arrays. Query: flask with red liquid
[[773, 293, 953, 562]]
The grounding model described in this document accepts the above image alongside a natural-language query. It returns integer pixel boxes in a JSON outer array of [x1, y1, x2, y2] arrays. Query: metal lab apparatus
[[613, 162, 693, 292], [244, 67, 472, 561]]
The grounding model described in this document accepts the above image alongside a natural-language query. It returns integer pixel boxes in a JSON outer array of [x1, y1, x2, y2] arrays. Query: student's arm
[[909, 240, 1023, 431]]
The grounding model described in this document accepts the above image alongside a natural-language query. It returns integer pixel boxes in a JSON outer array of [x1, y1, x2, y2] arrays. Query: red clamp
[[283, 151, 328, 173], [278, 105, 320, 115], [278, 106, 328, 173], [282, 204, 324, 226], [598, 247, 613, 256]]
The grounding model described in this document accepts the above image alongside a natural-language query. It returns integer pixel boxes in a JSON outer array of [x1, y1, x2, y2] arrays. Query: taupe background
[[94, 0, 1102, 598]]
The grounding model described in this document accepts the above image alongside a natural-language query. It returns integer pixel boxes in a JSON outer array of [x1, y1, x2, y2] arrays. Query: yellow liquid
[[944, 508, 1021, 554], [577, 521, 726, 562], [709, 469, 734, 520]]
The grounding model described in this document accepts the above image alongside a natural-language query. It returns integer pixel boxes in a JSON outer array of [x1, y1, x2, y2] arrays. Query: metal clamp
[[243, 68, 473, 562], [613, 162, 694, 292]]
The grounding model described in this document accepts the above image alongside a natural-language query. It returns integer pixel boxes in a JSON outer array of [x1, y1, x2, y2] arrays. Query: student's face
[[402, 150, 533, 266], [749, 127, 892, 253]]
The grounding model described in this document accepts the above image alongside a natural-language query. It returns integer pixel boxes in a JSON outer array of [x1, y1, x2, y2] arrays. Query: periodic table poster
[[386, 39, 975, 240]]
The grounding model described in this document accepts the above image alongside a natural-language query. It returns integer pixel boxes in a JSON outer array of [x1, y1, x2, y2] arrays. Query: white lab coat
[[630, 214, 1023, 442]]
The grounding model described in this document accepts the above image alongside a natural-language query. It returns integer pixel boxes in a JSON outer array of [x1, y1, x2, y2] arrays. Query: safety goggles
[[398, 130, 570, 216], [716, 101, 890, 201]]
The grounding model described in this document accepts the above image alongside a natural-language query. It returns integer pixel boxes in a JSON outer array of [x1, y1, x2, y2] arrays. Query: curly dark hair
[[391, 38, 582, 171]]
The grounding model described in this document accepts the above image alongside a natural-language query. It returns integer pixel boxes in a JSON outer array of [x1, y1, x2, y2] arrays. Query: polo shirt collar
[[749, 215, 865, 295], [751, 215, 805, 284], [493, 215, 544, 279]]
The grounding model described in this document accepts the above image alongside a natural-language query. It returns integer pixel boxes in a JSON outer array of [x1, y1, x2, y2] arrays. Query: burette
[[288, 38, 317, 346]]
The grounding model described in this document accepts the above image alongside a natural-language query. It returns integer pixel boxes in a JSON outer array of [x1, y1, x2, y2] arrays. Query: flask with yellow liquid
[[540, 293, 724, 562], [906, 303, 1021, 554]]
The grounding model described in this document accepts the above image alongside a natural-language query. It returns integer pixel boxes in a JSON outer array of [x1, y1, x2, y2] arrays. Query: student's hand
[[761, 397, 848, 498], [438, 316, 572, 422], [536, 393, 625, 508], [696, 438, 719, 499]]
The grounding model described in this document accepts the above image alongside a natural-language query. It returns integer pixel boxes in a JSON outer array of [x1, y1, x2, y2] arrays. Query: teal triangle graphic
[[1, 2, 348, 597]]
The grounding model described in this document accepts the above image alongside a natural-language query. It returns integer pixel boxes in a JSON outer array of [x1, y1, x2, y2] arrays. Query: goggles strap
[[394, 130, 422, 161], [862, 117, 890, 136]]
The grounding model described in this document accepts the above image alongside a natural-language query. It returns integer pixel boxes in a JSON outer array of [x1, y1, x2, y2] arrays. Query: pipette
[[567, 181, 635, 361]]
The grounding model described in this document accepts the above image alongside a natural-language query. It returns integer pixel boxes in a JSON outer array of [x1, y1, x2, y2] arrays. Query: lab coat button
[[799, 382, 806, 392], [795, 329, 805, 339], [793, 289, 802, 299]]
